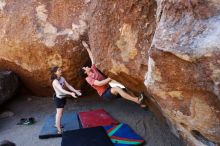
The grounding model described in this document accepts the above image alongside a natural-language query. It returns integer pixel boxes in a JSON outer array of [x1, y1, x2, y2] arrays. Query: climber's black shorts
[[101, 87, 121, 100], [54, 95, 66, 108]]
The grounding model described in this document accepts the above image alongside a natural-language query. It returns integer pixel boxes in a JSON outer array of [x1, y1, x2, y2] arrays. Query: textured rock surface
[[146, 0, 220, 145], [0, 71, 19, 106], [88, 0, 156, 93], [0, 0, 220, 145], [0, 0, 90, 96], [88, 0, 220, 145]]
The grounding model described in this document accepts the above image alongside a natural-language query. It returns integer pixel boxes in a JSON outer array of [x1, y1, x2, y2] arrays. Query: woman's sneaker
[[57, 129, 63, 134]]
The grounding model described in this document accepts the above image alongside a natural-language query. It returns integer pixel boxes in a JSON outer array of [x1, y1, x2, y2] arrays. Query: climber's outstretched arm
[[82, 41, 94, 64]]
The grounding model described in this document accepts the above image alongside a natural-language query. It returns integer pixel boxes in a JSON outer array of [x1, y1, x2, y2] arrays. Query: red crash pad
[[78, 109, 118, 128]]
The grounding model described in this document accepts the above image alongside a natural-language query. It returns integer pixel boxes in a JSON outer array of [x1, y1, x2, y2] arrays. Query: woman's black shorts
[[54, 96, 66, 108]]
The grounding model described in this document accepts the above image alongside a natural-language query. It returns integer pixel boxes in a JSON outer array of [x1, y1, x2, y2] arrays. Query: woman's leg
[[55, 108, 64, 133], [110, 87, 140, 104]]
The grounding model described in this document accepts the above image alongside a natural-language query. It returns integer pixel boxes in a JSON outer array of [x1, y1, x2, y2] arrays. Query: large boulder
[[88, 0, 220, 145], [88, 0, 157, 93], [146, 0, 220, 145], [1, 0, 220, 145], [0, 71, 19, 106], [0, 0, 90, 96]]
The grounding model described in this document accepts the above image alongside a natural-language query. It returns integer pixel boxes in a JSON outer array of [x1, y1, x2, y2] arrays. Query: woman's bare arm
[[53, 80, 77, 97], [64, 80, 82, 96]]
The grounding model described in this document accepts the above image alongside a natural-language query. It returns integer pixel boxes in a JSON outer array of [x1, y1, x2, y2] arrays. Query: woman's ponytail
[[50, 66, 59, 81]]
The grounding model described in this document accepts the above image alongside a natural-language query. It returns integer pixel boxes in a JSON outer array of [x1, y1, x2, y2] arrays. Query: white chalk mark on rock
[[36, 4, 88, 47], [0, 0, 6, 11]]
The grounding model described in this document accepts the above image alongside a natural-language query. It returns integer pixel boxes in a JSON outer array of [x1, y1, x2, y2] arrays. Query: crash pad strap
[[108, 123, 123, 136], [111, 136, 144, 145]]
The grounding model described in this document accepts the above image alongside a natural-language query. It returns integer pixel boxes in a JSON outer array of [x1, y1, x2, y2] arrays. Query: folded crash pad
[[61, 126, 114, 146], [39, 112, 80, 139], [78, 109, 118, 128], [104, 123, 145, 146]]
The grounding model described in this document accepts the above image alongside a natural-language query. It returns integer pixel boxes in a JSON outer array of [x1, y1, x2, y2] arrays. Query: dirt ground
[[0, 94, 184, 146]]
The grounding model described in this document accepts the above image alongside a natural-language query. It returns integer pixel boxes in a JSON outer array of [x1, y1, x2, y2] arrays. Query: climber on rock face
[[81, 41, 146, 107]]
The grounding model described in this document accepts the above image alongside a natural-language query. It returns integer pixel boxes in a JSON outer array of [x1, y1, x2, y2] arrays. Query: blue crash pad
[[39, 112, 80, 139]]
